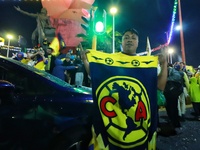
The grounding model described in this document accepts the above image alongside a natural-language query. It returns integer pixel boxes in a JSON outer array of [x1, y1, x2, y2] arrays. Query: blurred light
[[7, 34, 13, 40], [175, 25, 181, 30], [6, 34, 13, 58], [95, 21, 104, 32], [168, 48, 174, 64], [93, 9, 106, 35], [110, 7, 118, 53], [110, 7, 117, 15], [167, 0, 178, 45], [168, 48, 174, 54]]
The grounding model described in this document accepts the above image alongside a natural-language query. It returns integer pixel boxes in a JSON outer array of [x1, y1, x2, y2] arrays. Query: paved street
[[156, 105, 200, 150]]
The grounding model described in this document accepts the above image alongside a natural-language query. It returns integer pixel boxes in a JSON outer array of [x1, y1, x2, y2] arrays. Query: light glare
[[110, 7, 117, 15]]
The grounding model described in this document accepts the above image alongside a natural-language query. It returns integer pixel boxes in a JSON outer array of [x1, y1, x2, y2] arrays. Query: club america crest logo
[[96, 76, 151, 149]]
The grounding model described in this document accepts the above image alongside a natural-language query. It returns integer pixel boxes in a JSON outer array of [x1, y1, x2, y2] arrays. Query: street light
[[175, 25, 181, 31], [175, 24, 185, 63], [6, 34, 13, 58], [110, 7, 117, 53], [168, 48, 174, 64]]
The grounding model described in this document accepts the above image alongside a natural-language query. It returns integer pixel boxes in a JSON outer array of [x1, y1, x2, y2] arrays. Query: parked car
[[0, 55, 93, 150]]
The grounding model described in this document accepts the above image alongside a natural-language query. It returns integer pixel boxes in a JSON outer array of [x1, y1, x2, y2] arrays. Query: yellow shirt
[[34, 61, 46, 70]]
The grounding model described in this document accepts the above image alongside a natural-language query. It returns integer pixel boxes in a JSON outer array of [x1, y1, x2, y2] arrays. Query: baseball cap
[[122, 28, 139, 36]]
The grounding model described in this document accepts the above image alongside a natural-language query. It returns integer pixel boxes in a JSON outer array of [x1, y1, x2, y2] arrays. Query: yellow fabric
[[34, 61, 46, 70], [195, 72, 200, 79], [89, 126, 109, 150], [148, 132, 157, 150], [0, 37, 5, 46], [87, 51, 158, 68], [189, 77, 200, 102], [20, 58, 30, 64], [49, 37, 60, 56], [186, 65, 196, 75]]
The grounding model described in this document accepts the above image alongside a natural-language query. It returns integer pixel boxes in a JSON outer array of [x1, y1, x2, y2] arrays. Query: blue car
[[0, 55, 93, 150]]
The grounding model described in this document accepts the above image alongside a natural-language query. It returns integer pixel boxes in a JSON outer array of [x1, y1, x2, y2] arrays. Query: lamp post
[[168, 48, 174, 64], [178, 0, 186, 63], [165, 31, 170, 62], [6, 34, 13, 58], [110, 7, 117, 53]]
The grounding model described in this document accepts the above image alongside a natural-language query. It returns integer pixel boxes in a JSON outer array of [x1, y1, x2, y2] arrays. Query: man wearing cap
[[82, 28, 167, 75], [80, 28, 167, 150], [12, 52, 29, 64]]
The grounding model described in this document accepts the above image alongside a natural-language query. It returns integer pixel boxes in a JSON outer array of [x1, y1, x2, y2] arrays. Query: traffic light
[[81, 16, 90, 33], [77, 8, 95, 39], [93, 9, 106, 35], [77, 15, 92, 39], [76, 9, 95, 49]]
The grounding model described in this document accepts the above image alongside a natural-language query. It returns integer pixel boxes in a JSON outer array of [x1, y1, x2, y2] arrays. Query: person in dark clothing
[[45, 47, 66, 74], [52, 58, 78, 81], [63, 54, 74, 84], [164, 64, 184, 134], [73, 55, 85, 87], [44, 47, 56, 73], [175, 62, 189, 121]]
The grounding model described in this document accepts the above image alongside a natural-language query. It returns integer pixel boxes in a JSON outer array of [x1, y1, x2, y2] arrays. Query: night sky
[[0, 0, 199, 67]]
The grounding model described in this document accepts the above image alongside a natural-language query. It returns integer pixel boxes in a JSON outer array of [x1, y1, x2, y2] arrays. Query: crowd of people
[[11, 46, 90, 87], [9, 16, 200, 148], [157, 61, 200, 135], [8, 4, 199, 149], [13, 6, 91, 87]]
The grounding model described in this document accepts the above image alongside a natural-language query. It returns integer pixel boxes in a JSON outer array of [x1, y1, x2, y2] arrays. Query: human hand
[[14, 6, 21, 11], [26, 53, 31, 59], [157, 51, 167, 65], [39, 51, 45, 56], [79, 43, 90, 75], [79, 43, 89, 62], [11, 53, 17, 59]]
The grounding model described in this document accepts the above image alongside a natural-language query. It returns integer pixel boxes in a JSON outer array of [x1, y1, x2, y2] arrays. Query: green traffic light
[[95, 21, 104, 33], [93, 9, 107, 35]]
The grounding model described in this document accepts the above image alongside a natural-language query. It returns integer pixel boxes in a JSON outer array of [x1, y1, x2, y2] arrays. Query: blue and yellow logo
[[96, 76, 151, 149]]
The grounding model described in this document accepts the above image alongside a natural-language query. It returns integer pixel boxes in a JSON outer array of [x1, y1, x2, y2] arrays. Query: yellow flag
[[49, 37, 60, 56]]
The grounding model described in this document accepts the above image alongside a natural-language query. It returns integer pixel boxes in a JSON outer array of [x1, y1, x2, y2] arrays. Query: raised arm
[[14, 6, 37, 18], [79, 43, 90, 75], [157, 52, 168, 91]]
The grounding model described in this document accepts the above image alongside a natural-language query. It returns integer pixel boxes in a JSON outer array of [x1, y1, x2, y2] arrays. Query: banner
[[87, 50, 158, 150]]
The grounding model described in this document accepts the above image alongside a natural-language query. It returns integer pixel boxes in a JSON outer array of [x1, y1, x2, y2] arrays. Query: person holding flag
[[80, 28, 167, 150], [45, 33, 68, 73]]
